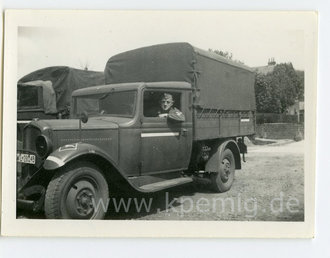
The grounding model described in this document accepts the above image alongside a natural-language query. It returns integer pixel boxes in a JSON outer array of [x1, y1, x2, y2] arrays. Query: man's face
[[160, 94, 174, 111]]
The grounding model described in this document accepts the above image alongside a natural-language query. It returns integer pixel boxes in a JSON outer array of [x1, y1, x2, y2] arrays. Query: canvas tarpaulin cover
[[105, 42, 256, 111], [18, 66, 105, 113]]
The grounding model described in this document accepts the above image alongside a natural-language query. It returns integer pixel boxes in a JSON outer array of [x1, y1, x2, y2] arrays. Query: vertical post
[[79, 118, 82, 142]]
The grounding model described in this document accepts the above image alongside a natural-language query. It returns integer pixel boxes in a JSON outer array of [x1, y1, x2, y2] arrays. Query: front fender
[[43, 142, 117, 170], [205, 140, 241, 173]]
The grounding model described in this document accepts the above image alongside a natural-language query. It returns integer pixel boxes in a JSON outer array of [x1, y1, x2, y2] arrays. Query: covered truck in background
[[17, 66, 105, 141], [18, 66, 105, 120]]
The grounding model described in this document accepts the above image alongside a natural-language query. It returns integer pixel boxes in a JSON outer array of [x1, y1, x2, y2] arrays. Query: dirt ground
[[104, 140, 304, 221], [19, 140, 304, 221]]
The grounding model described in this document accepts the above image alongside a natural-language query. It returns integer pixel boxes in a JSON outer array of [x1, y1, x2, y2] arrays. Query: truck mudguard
[[43, 142, 118, 171], [43, 142, 159, 194], [205, 140, 241, 173]]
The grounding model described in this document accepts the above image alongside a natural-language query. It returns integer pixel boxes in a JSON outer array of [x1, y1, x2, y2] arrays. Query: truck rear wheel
[[45, 162, 109, 219], [210, 148, 235, 192]]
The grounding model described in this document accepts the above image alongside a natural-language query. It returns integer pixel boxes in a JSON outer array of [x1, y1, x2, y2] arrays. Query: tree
[[208, 49, 244, 64], [209, 49, 233, 59], [295, 70, 305, 101], [255, 63, 304, 113]]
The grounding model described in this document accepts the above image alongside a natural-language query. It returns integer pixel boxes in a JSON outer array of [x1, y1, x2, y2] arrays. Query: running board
[[139, 177, 193, 191]]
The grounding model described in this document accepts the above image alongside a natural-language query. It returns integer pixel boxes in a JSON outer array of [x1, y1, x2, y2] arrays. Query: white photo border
[[1, 10, 317, 238]]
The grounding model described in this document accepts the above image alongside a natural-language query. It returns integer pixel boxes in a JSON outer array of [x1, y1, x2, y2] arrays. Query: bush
[[254, 63, 304, 113]]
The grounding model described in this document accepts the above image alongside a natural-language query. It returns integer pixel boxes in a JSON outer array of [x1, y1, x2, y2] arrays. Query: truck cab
[[17, 82, 198, 219], [71, 81, 193, 177]]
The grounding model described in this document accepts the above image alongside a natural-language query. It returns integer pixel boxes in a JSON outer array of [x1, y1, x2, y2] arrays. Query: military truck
[[18, 66, 105, 120], [17, 66, 105, 169], [17, 43, 256, 219]]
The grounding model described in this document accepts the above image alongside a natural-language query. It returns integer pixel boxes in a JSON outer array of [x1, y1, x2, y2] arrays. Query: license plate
[[17, 153, 36, 164]]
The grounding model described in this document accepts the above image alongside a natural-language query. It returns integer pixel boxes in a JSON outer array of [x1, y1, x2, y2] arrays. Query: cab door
[[140, 89, 192, 175]]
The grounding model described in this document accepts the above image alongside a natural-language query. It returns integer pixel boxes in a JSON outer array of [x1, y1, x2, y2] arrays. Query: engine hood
[[29, 117, 121, 131]]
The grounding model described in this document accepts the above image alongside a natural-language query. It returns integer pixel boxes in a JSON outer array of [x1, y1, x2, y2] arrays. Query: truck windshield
[[17, 85, 41, 109], [75, 90, 137, 118]]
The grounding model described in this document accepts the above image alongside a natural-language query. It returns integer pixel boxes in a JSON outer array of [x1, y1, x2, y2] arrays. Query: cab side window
[[143, 91, 181, 118]]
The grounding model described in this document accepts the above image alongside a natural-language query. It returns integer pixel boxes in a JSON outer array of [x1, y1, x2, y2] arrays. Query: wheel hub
[[220, 158, 231, 182], [76, 189, 94, 215], [66, 180, 97, 218]]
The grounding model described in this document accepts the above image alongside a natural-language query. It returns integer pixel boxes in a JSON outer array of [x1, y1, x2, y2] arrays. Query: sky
[[17, 11, 305, 79]]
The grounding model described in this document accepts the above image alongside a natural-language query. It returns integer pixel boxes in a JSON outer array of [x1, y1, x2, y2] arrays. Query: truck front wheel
[[45, 162, 109, 219], [210, 148, 235, 193]]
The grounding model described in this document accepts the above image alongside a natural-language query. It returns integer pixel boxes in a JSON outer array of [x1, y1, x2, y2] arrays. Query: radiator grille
[[23, 125, 41, 152]]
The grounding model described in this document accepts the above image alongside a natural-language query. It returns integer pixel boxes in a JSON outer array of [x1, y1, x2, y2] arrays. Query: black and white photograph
[[1, 10, 317, 237]]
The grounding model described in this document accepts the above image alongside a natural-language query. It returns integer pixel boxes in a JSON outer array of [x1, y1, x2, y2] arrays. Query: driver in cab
[[158, 93, 185, 121]]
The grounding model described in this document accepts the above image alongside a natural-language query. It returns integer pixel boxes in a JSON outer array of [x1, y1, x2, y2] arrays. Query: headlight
[[36, 135, 52, 158]]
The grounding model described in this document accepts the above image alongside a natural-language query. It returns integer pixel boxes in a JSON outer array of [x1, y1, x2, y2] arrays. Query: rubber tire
[[210, 148, 235, 193], [45, 162, 109, 219]]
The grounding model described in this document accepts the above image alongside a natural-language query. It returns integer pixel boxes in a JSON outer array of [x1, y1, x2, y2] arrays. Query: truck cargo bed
[[194, 108, 255, 140]]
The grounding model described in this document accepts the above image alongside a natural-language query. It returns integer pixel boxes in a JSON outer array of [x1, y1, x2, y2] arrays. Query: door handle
[[181, 128, 188, 136]]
